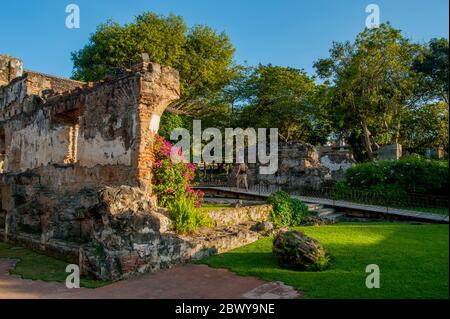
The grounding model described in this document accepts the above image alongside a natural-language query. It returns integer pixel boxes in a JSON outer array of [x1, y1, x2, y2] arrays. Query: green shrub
[[168, 195, 212, 234], [343, 157, 449, 196], [268, 191, 309, 227]]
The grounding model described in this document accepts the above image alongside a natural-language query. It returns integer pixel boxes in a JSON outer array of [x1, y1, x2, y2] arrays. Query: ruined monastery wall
[[0, 55, 196, 280], [0, 54, 267, 282]]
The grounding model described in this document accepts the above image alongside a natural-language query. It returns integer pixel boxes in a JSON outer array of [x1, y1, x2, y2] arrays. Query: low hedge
[[341, 157, 448, 196]]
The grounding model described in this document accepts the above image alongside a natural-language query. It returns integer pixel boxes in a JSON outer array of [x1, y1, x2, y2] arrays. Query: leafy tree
[[158, 112, 189, 140], [315, 23, 419, 160], [234, 64, 328, 144], [413, 38, 449, 105], [71, 12, 237, 113], [401, 102, 449, 154]]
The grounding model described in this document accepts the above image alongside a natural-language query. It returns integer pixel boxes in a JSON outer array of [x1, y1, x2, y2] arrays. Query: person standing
[[235, 162, 249, 192]]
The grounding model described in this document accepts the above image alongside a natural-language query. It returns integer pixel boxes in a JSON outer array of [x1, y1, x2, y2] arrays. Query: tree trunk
[[394, 117, 401, 144], [393, 105, 402, 144], [361, 117, 374, 161]]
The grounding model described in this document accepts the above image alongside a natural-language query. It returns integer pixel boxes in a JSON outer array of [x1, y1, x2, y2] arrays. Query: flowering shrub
[[152, 135, 204, 208], [152, 135, 211, 233]]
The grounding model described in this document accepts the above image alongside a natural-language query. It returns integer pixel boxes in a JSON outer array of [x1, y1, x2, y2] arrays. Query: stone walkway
[[198, 186, 449, 223], [0, 260, 301, 299]]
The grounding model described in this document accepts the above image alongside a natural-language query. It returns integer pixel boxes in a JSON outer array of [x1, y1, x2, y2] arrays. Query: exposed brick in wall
[[0, 55, 23, 87], [0, 56, 180, 271], [0, 70, 84, 123], [0, 57, 180, 191], [135, 62, 180, 192], [0, 55, 277, 282]]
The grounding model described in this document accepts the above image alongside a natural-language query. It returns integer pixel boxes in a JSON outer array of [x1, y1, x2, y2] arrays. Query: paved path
[[197, 186, 449, 223], [0, 260, 301, 299]]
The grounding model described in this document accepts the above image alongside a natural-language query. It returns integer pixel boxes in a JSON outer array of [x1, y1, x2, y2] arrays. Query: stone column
[[64, 123, 79, 164], [39, 212, 50, 251], [377, 143, 402, 161], [0, 55, 23, 87], [134, 59, 180, 193]]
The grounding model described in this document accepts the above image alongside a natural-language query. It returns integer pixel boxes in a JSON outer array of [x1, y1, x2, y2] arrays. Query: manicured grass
[[198, 223, 449, 299], [0, 242, 110, 288]]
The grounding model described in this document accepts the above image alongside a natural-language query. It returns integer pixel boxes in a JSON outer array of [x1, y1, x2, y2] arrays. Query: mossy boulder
[[272, 230, 329, 271]]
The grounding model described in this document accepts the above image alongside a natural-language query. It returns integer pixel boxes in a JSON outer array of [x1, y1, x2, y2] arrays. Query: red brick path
[[0, 260, 300, 299]]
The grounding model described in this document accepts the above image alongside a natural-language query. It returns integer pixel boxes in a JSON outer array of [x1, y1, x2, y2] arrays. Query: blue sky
[[1, 0, 448, 78]]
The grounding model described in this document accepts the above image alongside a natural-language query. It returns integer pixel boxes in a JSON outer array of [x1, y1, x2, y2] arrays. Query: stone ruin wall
[[230, 142, 356, 190], [318, 145, 356, 180], [0, 54, 354, 281], [0, 55, 23, 87], [0, 55, 270, 281], [0, 57, 180, 191], [0, 55, 196, 280]]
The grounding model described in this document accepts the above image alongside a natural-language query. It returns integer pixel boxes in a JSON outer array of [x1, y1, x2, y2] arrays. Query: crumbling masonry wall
[[0, 55, 188, 280], [230, 142, 355, 190], [0, 55, 270, 281]]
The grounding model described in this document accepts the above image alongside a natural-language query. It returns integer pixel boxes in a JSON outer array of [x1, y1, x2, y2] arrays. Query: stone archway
[[133, 60, 180, 193]]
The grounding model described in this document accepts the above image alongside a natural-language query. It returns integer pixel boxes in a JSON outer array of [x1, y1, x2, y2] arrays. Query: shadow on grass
[[198, 223, 449, 299], [0, 243, 110, 289]]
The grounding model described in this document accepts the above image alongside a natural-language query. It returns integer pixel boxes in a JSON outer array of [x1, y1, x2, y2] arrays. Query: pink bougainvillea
[[152, 135, 204, 208]]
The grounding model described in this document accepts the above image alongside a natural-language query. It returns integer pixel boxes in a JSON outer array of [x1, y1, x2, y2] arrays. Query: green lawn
[[198, 223, 449, 299], [0, 243, 110, 288]]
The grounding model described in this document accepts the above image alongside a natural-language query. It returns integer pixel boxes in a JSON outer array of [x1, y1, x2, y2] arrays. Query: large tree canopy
[[233, 64, 329, 144], [71, 12, 237, 112], [315, 23, 420, 160], [72, 14, 448, 161], [413, 38, 449, 105], [401, 102, 449, 154]]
